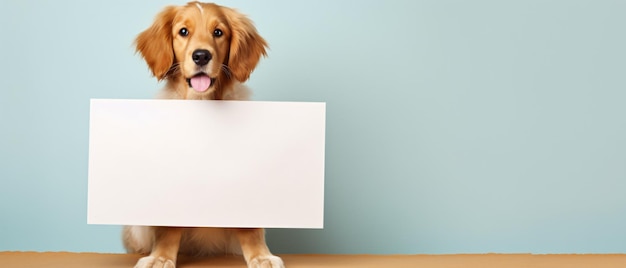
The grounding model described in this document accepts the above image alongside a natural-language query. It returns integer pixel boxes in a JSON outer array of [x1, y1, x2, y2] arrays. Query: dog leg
[[235, 228, 285, 268], [134, 227, 183, 268]]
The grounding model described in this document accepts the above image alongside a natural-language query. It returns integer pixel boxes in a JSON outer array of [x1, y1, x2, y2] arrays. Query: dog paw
[[134, 256, 176, 268], [248, 255, 285, 268]]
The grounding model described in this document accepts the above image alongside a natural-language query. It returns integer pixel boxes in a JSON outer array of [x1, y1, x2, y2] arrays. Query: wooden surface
[[1, 252, 626, 268]]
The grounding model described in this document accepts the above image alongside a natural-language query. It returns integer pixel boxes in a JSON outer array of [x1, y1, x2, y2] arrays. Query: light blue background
[[1, 0, 625, 254]]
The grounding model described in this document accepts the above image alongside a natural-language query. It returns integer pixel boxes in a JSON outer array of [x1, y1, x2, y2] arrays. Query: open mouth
[[186, 73, 216, 93]]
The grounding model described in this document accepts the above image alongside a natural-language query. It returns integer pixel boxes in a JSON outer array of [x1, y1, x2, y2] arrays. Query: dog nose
[[192, 49, 212, 66]]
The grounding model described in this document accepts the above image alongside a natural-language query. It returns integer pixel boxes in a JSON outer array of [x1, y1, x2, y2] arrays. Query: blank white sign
[[88, 99, 325, 228]]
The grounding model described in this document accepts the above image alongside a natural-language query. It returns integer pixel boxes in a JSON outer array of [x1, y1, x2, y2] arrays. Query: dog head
[[136, 1, 267, 99]]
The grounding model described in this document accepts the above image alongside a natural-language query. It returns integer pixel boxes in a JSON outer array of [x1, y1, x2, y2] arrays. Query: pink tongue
[[190, 75, 211, 92]]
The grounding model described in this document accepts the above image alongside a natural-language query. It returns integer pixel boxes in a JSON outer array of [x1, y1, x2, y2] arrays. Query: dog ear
[[222, 7, 268, 82], [135, 6, 179, 81]]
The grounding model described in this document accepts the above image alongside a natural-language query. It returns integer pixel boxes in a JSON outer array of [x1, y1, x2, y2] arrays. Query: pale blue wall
[[1, 0, 625, 254]]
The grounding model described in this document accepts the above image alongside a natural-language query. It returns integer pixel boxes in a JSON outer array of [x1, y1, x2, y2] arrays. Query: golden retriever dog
[[123, 2, 283, 268]]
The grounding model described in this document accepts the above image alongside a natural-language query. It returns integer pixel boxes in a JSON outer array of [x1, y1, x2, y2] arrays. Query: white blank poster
[[88, 99, 325, 228]]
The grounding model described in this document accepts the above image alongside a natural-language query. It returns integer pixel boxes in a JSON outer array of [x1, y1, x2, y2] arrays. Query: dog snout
[[192, 49, 212, 66]]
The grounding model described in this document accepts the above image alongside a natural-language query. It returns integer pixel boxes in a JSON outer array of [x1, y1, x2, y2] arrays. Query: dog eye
[[213, 29, 223, 37], [179, 28, 189, 37]]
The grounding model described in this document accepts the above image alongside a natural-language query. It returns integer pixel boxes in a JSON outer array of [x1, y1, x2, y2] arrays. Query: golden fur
[[134, 1, 267, 100], [123, 2, 282, 268]]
